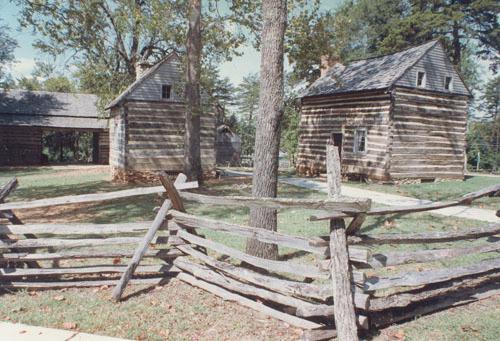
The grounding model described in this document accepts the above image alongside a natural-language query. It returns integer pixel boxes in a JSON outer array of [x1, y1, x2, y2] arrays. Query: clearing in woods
[[0, 166, 498, 340]]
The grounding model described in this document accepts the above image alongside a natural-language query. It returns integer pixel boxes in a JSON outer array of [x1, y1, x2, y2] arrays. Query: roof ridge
[[0, 88, 97, 97], [345, 40, 439, 65]]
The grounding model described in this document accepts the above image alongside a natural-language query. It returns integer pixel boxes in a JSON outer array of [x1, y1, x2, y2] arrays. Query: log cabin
[[216, 124, 241, 166], [297, 40, 472, 182], [106, 52, 216, 182], [0, 90, 108, 166]]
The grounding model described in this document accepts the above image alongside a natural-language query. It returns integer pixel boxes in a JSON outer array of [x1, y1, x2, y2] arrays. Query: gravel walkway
[[223, 170, 498, 223]]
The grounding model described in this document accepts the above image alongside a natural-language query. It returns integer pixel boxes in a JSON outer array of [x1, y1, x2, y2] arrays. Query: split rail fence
[[0, 154, 499, 341]]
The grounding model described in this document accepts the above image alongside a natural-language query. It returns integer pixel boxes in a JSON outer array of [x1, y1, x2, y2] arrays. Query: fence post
[[326, 139, 359, 341], [111, 199, 172, 302]]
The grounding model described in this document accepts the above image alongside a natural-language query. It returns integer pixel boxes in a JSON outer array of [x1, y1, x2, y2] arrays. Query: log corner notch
[[326, 139, 360, 341]]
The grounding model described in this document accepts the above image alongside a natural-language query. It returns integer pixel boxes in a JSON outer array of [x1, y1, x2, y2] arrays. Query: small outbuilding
[[297, 40, 471, 181], [215, 125, 241, 166], [0, 90, 109, 166], [106, 52, 216, 182]]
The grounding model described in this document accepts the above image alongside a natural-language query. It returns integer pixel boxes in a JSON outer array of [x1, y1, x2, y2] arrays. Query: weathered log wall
[[388, 87, 468, 179], [297, 87, 468, 181], [297, 90, 392, 179], [97, 130, 109, 164], [109, 106, 127, 169], [109, 101, 216, 178], [0, 125, 43, 166]]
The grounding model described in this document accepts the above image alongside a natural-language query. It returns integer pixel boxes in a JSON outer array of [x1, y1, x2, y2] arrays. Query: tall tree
[[379, 0, 499, 68], [0, 19, 17, 87], [15, 0, 244, 107], [184, 0, 203, 181], [234, 73, 260, 157], [246, 0, 287, 259]]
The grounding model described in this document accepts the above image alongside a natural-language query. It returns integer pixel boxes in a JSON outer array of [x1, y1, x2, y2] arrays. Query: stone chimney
[[320, 55, 343, 77], [135, 61, 150, 80]]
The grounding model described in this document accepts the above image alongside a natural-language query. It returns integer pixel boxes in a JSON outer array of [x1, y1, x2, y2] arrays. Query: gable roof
[[0, 89, 107, 129], [105, 52, 180, 110], [302, 40, 443, 98]]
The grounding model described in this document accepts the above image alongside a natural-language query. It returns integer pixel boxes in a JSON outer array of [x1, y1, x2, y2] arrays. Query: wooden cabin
[[0, 90, 108, 166], [216, 124, 241, 166], [106, 53, 216, 182], [297, 40, 472, 182]]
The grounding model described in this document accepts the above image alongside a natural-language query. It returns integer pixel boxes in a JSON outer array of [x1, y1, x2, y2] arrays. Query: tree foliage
[[15, 62, 76, 92], [467, 76, 500, 171], [15, 0, 245, 107], [0, 19, 18, 86]]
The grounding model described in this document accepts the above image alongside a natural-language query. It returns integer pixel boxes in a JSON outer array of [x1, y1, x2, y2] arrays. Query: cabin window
[[416, 71, 426, 88], [161, 84, 172, 99], [444, 76, 453, 91], [353, 129, 366, 153]]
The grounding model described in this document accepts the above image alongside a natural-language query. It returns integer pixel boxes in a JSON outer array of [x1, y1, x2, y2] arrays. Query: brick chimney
[[320, 55, 343, 77], [135, 61, 150, 80]]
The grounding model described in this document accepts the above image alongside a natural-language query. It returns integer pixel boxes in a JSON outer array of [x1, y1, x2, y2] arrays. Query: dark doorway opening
[[42, 129, 96, 164], [330, 132, 343, 160]]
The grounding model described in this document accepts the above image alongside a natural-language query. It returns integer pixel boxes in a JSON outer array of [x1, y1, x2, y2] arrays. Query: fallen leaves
[[384, 219, 397, 229], [62, 322, 77, 330], [387, 329, 405, 340], [53, 295, 65, 302]]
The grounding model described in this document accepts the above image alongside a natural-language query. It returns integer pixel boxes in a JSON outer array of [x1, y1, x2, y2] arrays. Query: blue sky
[[0, 0, 493, 88]]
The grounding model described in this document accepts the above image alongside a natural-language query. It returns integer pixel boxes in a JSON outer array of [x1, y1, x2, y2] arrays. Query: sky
[[0, 0, 493, 88], [0, 1, 345, 86]]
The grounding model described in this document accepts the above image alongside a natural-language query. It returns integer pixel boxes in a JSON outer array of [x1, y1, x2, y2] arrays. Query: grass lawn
[[0, 166, 498, 340], [347, 175, 500, 210]]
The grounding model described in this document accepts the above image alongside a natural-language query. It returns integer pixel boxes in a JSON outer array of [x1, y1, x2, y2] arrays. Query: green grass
[[347, 175, 500, 210], [0, 166, 499, 340]]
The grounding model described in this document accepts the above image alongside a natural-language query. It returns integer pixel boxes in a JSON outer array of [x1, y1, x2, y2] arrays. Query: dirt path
[[223, 170, 499, 223]]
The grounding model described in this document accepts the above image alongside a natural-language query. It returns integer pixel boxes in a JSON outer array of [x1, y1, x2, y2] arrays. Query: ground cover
[[0, 166, 498, 340]]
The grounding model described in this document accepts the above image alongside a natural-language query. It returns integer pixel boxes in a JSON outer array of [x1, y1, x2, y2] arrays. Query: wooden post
[[111, 199, 172, 302], [326, 140, 359, 341], [159, 172, 186, 212]]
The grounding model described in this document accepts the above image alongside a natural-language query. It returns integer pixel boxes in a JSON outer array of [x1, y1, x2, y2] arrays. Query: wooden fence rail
[[311, 183, 500, 221], [1, 168, 498, 341]]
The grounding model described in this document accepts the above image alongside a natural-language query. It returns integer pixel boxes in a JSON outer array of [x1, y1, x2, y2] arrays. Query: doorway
[[330, 132, 343, 160]]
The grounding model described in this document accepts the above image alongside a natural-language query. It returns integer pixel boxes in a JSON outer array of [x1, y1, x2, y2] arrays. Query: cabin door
[[330, 132, 343, 160]]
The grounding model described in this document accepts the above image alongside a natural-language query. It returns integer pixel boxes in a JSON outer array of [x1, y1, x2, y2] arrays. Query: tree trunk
[[184, 0, 203, 182], [246, 0, 287, 260]]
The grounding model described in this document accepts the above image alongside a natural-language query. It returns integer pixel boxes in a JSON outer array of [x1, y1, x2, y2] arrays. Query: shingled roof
[[0, 89, 107, 129], [302, 40, 439, 98]]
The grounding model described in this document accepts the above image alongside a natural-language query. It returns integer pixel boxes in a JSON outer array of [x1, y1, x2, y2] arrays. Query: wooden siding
[[109, 107, 127, 169], [97, 131, 109, 164], [395, 43, 469, 96], [388, 87, 468, 179], [0, 125, 42, 166], [123, 101, 216, 171], [127, 58, 183, 102], [297, 91, 392, 179]]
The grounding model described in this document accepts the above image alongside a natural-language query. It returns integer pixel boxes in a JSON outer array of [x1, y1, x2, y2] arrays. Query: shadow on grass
[[120, 276, 175, 301], [11, 181, 138, 201]]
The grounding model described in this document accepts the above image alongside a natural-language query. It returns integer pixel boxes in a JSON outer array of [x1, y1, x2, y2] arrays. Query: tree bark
[[246, 0, 287, 260], [184, 0, 203, 182]]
